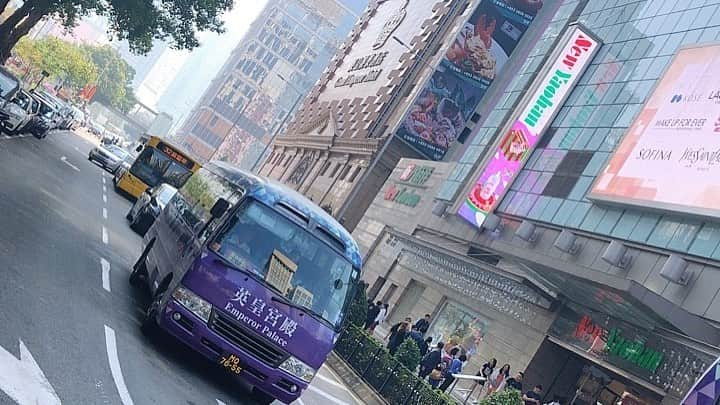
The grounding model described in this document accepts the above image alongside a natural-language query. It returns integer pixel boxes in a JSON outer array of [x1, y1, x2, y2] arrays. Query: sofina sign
[[458, 25, 600, 228]]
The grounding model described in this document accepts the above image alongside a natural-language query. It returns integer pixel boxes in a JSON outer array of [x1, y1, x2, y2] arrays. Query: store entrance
[[524, 339, 664, 405]]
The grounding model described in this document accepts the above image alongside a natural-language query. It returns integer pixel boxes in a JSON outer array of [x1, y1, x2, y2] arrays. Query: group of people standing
[[363, 304, 553, 404]]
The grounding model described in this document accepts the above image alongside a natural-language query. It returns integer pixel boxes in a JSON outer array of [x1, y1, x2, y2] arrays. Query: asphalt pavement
[[0, 130, 362, 405]]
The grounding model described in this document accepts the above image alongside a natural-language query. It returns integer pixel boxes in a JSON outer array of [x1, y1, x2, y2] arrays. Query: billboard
[[589, 44, 720, 219], [395, 0, 543, 160], [458, 26, 600, 229]]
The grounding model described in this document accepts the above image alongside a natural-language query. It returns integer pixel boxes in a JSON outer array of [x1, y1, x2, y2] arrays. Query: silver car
[[88, 144, 131, 172], [126, 183, 177, 235]]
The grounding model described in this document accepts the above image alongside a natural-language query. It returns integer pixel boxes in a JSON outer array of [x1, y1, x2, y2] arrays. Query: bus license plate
[[219, 353, 243, 375]]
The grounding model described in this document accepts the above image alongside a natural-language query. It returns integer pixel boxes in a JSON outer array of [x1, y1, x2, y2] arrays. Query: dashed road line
[[102, 226, 108, 244], [103, 207, 107, 219], [104, 325, 135, 405], [296, 398, 305, 405], [216, 400, 227, 405], [103, 194, 107, 203], [103, 185, 107, 192], [102, 177, 106, 184], [101, 258, 111, 292], [60, 156, 80, 172]]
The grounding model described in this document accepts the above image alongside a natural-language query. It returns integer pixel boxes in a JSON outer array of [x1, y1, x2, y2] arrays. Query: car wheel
[[141, 275, 170, 336], [125, 207, 133, 221], [129, 248, 150, 288]]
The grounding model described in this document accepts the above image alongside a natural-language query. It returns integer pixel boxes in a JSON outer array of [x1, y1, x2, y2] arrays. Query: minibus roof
[[207, 161, 362, 269]]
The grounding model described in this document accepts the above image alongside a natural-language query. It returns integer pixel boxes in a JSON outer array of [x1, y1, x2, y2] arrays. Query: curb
[[326, 351, 388, 405]]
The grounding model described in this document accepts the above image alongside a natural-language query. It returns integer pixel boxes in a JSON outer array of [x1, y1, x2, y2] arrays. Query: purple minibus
[[682, 355, 719, 405], [130, 161, 362, 404]]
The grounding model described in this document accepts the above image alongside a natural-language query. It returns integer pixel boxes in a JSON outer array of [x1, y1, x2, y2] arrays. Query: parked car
[[88, 143, 131, 172], [0, 67, 21, 130], [125, 183, 177, 235], [26, 92, 61, 138], [1, 90, 40, 135]]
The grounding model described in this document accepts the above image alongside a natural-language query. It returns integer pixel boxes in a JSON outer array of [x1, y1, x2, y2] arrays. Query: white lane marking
[[0, 339, 61, 405], [60, 156, 80, 172], [320, 365, 363, 404], [101, 258, 111, 292], [296, 399, 306, 405], [103, 207, 108, 219], [306, 385, 351, 405], [103, 185, 107, 192], [216, 400, 227, 405], [74, 146, 80, 152], [103, 194, 107, 203], [102, 226, 108, 244], [314, 372, 350, 390], [102, 177, 106, 184], [104, 325, 134, 405]]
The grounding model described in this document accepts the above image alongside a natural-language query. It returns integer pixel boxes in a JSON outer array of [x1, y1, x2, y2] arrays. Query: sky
[[152, 0, 269, 131]]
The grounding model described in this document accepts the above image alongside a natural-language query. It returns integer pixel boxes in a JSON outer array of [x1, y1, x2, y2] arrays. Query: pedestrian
[[439, 353, 467, 392], [505, 371, 524, 391], [523, 385, 543, 405], [421, 336, 432, 356], [428, 365, 443, 389], [386, 316, 412, 341], [487, 363, 510, 395], [476, 358, 497, 395], [414, 313, 431, 335], [370, 303, 388, 332], [419, 341, 444, 378], [365, 300, 379, 329], [387, 321, 410, 354]]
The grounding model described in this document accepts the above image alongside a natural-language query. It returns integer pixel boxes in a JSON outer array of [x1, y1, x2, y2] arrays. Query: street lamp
[[249, 73, 305, 172]]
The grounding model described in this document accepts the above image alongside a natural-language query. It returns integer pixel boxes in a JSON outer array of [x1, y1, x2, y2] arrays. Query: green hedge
[[335, 326, 456, 405]]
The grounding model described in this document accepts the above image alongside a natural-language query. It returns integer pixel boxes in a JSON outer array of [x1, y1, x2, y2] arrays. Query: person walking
[[486, 363, 511, 395], [419, 342, 444, 378], [369, 303, 388, 332], [387, 321, 410, 354], [439, 353, 467, 392], [386, 316, 412, 341], [505, 371, 524, 391], [523, 385, 543, 405], [421, 336, 432, 356], [414, 313, 431, 335], [365, 301, 380, 330], [476, 358, 497, 396]]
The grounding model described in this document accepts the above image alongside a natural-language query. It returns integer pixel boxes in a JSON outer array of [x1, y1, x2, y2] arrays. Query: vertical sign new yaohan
[[458, 25, 601, 229]]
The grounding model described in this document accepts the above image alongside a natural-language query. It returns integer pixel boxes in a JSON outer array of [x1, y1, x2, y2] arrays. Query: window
[[348, 166, 362, 182], [339, 165, 352, 181], [470, 113, 481, 123], [458, 127, 472, 144], [320, 161, 331, 176], [330, 163, 341, 178], [209, 115, 219, 127], [542, 151, 594, 198], [283, 155, 292, 167]]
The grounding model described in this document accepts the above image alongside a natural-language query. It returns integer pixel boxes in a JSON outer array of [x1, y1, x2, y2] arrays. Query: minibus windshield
[[210, 200, 353, 328]]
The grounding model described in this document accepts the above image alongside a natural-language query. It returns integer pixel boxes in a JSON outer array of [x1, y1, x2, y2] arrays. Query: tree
[[479, 388, 523, 405], [0, 0, 234, 62], [13, 37, 97, 91], [394, 338, 422, 371], [345, 281, 368, 328], [83, 45, 137, 112]]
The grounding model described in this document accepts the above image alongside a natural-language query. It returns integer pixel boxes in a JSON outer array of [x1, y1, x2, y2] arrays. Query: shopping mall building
[[262, 0, 720, 403]]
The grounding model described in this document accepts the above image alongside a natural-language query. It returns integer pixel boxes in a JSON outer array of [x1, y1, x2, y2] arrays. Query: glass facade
[[444, 0, 720, 261]]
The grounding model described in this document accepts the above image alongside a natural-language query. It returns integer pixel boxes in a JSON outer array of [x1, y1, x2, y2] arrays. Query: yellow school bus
[[115, 136, 200, 199]]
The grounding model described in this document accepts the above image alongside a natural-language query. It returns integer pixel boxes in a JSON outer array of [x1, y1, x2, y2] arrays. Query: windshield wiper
[[213, 257, 263, 282], [270, 295, 334, 329]]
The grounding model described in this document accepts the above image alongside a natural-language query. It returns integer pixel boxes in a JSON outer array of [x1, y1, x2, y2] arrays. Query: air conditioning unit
[[554, 229, 581, 255], [515, 220, 538, 244], [601, 241, 632, 269], [660, 254, 691, 285]]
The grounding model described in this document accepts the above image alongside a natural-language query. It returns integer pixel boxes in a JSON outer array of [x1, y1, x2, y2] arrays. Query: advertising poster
[[395, 0, 542, 160], [458, 26, 600, 229], [589, 44, 720, 219]]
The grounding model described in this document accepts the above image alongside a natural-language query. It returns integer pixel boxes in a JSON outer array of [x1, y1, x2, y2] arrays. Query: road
[[0, 130, 362, 405]]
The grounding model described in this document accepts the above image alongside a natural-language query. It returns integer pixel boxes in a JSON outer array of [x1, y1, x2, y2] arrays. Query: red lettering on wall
[[384, 184, 399, 201]]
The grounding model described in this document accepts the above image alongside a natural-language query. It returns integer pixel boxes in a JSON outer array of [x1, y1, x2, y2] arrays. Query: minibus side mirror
[[210, 198, 230, 219]]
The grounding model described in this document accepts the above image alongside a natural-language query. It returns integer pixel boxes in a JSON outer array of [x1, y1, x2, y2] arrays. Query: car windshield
[[37, 100, 54, 117], [157, 186, 176, 206], [0, 72, 17, 99], [211, 200, 353, 328], [106, 145, 129, 159], [13, 92, 30, 110], [130, 147, 192, 188]]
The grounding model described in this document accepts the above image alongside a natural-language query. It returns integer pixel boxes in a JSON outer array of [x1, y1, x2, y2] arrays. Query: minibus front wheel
[[142, 275, 170, 336], [130, 239, 154, 287]]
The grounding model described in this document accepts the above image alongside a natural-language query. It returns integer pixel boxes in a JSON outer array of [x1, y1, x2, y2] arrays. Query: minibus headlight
[[279, 356, 316, 383], [171, 286, 212, 323]]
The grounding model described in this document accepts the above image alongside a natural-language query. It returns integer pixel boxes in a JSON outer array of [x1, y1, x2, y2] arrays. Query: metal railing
[[334, 326, 455, 405]]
